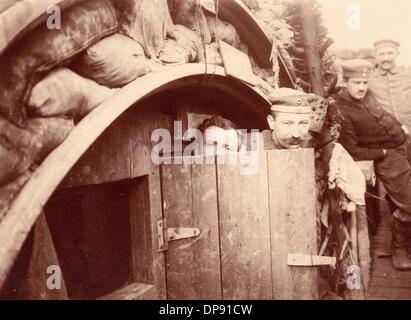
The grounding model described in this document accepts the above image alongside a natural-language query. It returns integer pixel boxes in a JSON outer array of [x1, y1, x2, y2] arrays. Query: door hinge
[[157, 219, 201, 252]]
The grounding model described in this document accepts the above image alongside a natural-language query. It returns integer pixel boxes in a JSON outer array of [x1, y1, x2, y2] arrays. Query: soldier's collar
[[379, 65, 399, 76]]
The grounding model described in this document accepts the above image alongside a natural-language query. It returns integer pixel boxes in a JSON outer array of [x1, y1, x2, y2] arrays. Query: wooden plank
[[371, 259, 411, 279], [218, 40, 256, 86], [190, 160, 222, 299], [368, 287, 411, 300], [61, 110, 173, 188], [129, 110, 173, 178], [161, 157, 221, 300], [267, 149, 318, 300], [89, 113, 131, 184], [217, 151, 272, 300], [129, 176, 153, 284], [370, 276, 411, 289], [357, 206, 371, 294], [99, 283, 156, 300], [61, 112, 131, 187], [148, 168, 167, 300], [287, 254, 336, 267], [127, 110, 172, 301]]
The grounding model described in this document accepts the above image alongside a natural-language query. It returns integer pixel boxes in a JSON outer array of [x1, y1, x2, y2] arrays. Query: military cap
[[342, 59, 373, 79], [374, 39, 400, 51], [268, 88, 314, 114]]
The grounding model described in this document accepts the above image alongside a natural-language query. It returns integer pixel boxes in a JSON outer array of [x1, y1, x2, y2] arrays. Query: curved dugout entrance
[[0, 64, 272, 298]]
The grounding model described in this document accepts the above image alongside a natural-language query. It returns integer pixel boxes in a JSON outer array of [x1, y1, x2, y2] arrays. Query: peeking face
[[343, 77, 369, 100], [267, 112, 311, 149], [203, 125, 240, 155], [375, 46, 399, 71]]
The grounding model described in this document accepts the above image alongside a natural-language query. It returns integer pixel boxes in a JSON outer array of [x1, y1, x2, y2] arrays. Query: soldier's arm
[[339, 116, 385, 161]]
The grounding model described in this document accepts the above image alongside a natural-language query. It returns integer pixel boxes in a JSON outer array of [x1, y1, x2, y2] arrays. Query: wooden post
[[299, 0, 325, 96], [357, 206, 371, 295]]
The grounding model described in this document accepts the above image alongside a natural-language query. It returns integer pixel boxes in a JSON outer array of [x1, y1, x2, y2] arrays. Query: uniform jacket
[[332, 90, 406, 161], [368, 66, 411, 132]]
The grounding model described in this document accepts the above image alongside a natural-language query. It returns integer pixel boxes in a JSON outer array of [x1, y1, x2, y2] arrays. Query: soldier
[[333, 59, 411, 270], [368, 39, 411, 134], [198, 115, 244, 154], [262, 88, 314, 150]]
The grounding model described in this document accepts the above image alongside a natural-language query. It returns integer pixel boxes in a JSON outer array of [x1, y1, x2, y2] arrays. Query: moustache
[[285, 137, 304, 145]]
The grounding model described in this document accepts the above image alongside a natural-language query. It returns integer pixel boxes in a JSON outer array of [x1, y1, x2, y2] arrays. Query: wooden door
[[161, 152, 273, 300], [161, 158, 222, 299]]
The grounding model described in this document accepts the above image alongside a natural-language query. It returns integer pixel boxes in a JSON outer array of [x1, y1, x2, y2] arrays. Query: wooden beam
[[129, 177, 153, 284], [299, 0, 325, 95]]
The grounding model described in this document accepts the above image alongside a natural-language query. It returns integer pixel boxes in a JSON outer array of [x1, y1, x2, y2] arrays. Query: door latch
[[157, 219, 201, 252]]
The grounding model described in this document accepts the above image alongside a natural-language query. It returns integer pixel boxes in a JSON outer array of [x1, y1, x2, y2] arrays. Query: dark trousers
[[375, 139, 411, 221]]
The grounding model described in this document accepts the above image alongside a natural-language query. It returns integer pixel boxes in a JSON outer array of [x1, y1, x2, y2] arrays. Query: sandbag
[[113, 0, 175, 59], [159, 25, 202, 64], [0, 116, 74, 186], [0, 136, 31, 186], [168, 0, 212, 44], [24, 118, 75, 163], [0, 0, 18, 13], [0, 0, 119, 127], [71, 33, 152, 88], [205, 15, 241, 49], [0, 171, 32, 222], [28, 68, 118, 121]]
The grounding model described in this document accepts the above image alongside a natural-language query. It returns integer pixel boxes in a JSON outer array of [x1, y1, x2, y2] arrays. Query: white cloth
[[328, 143, 366, 206]]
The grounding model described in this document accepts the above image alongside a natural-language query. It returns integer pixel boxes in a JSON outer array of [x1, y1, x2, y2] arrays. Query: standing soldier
[[368, 39, 411, 134], [332, 59, 411, 270]]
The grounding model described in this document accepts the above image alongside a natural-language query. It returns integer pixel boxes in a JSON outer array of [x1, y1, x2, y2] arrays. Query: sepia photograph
[[0, 0, 411, 307]]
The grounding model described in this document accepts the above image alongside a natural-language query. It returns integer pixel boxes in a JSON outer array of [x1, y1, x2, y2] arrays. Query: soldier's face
[[267, 113, 310, 149], [375, 47, 399, 71], [203, 126, 239, 154], [344, 78, 368, 100]]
